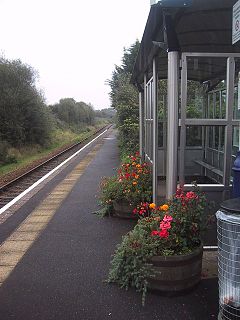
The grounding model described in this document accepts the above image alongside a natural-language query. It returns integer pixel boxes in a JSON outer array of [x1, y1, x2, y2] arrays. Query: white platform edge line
[[0, 129, 108, 215]]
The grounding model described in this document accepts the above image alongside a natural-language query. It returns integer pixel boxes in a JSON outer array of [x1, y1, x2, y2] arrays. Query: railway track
[[0, 125, 111, 210]]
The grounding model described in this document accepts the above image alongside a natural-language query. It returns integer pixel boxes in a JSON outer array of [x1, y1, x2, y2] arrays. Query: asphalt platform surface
[[0, 129, 219, 320]]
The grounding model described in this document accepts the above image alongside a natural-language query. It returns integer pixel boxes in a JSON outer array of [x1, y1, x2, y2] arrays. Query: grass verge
[[0, 124, 106, 177]]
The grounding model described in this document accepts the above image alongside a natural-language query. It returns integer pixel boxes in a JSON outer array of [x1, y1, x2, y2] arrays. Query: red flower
[[151, 230, 160, 236], [159, 229, 169, 238], [163, 215, 173, 223]]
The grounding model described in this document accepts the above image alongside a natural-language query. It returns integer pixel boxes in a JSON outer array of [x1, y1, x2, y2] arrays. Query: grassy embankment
[[0, 123, 109, 177]]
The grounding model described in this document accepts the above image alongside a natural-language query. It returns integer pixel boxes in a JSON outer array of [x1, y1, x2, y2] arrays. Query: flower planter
[[147, 246, 203, 294], [113, 200, 137, 219]]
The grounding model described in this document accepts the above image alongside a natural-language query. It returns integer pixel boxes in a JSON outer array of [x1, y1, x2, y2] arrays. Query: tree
[[0, 57, 51, 147], [95, 108, 116, 120], [50, 98, 95, 130], [108, 40, 140, 155]]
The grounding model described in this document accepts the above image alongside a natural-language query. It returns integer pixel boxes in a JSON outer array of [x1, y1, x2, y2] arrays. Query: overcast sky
[[0, 0, 150, 109]]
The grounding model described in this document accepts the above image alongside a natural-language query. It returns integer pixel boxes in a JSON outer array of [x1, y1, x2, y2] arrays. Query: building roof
[[132, 0, 240, 85]]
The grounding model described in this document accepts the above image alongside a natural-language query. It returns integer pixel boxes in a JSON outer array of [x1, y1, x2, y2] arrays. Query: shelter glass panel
[[233, 125, 240, 155], [232, 125, 240, 180], [158, 81, 167, 149], [186, 57, 227, 120], [186, 126, 202, 147], [183, 125, 225, 185], [144, 77, 154, 163], [233, 58, 240, 120]]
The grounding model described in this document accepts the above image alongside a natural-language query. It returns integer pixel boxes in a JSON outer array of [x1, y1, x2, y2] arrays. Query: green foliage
[[121, 42, 140, 74], [108, 41, 140, 155], [50, 98, 95, 130], [93, 206, 113, 218], [0, 141, 17, 164], [0, 125, 101, 176], [0, 57, 52, 149], [108, 185, 207, 304], [108, 224, 156, 305], [118, 118, 139, 155], [95, 108, 116, 120]]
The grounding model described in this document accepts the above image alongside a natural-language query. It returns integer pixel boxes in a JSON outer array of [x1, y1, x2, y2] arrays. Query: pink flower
[[132, 208, 138, 215], [160, 221, 171, 230], [163, 215, 173, 223]]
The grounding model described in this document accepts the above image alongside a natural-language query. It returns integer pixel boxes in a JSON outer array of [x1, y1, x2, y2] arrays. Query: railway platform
[[0, 129, 218, 320]]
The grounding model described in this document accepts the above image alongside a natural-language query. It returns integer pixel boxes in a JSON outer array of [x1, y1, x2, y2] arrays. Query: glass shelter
[[132, 0, 240, 206]]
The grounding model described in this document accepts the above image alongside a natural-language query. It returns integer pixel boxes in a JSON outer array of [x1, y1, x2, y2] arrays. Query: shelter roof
[[132, 0, 240, 85]]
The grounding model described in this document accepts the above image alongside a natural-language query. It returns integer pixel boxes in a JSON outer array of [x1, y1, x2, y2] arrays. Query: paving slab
[[0, 130, 219, 320]]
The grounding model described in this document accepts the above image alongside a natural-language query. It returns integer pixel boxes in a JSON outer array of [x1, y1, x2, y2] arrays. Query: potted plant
[[99, 152, 152, 218], [108, 184, 208, 304]]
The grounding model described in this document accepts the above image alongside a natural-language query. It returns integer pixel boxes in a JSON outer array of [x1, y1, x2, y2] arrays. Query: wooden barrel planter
[[112, 200, 137, 219], [147, 246, 203, 294]]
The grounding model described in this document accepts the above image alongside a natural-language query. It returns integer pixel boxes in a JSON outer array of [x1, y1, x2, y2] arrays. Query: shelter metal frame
[[178, 52, 240, 197], [142, 59, 158, 204], [144, 75, 154, 164], [139, 52, 240, 201]]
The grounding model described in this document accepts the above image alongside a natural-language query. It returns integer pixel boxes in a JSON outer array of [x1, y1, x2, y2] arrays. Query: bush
[[0, 141, 17, 164]]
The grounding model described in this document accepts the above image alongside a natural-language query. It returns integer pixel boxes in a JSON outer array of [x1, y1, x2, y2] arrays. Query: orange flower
[[136, 164, 141, 168], [149, 203, 156, 209], [160, 204, 169, 211], [132, 181, 137, 185], [132, 162, 136, 166], [135, 175, 139, 179]]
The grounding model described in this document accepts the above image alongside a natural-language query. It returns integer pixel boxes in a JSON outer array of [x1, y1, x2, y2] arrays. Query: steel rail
[[0, 124, 111, 193]]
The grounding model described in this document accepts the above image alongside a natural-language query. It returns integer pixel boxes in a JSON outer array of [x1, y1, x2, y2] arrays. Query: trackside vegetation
[[0, 56, 114, 174], [107, 40, 140, 156]]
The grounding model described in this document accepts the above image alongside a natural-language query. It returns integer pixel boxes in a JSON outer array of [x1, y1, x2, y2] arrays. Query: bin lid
[[220, 198, 240, 214]]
